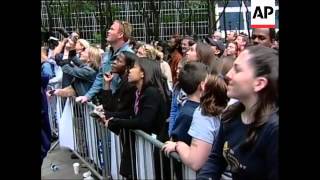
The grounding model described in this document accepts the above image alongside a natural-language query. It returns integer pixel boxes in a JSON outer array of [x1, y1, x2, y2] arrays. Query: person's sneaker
[[70, 153, 79, 159]]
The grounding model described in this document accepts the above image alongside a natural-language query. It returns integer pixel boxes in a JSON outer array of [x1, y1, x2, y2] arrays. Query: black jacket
[[108, 86, 167, 135], [100, 75, 136, 120], [99, 76, 136, 179]]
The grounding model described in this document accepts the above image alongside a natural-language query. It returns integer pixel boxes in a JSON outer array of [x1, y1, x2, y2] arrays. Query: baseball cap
[[205, 37, 225, 52]]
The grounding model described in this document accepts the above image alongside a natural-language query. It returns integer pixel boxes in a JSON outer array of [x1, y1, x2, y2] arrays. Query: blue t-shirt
[[188, 107, 220, 144], [41, 61, 54, 79], [168, 87, 187, 136], [171, 100, 199, 145]]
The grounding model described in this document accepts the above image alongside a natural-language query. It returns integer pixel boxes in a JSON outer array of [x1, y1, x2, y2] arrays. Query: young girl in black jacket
[[103, 58, 169, 136], [99, 57, 170, 179]]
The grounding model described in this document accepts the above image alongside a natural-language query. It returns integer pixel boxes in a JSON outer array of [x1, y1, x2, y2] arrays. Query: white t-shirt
[[188, 107, 220, 144]]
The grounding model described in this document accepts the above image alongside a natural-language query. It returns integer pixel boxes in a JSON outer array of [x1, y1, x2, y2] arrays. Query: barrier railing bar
[[132, 130, 181, 162]]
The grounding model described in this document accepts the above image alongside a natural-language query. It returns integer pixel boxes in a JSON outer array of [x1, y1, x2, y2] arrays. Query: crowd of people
[[41, 18, 279, 180]]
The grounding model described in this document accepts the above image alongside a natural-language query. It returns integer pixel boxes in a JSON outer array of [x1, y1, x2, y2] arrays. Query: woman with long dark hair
[[97, 58, 170, 179], [102, 58, 169, 133], [197, 45, 279, 180]]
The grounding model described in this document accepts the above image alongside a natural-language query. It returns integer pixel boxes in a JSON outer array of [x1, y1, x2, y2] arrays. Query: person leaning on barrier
[[75, 20, 134, 104], [99, 51, 138, 124], [197, 45, 279, 180], [99, 58, 169, 135], [162, 74, 229, 171], [93, 51, 138, 179], [97, 58, 171, 180], [48, 46, 100, 97], [164, 62, 208, 179]]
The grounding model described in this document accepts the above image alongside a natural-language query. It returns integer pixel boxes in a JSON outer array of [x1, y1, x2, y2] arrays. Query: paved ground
[[41, 142, 93, 180]]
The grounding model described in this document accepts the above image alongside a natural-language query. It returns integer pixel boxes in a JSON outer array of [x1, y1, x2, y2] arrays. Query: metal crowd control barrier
[[46, 83, 64, 153], [48, 96, 197, 179]]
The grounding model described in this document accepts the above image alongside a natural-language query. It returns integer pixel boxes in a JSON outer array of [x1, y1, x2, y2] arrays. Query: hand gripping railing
[[47, 96, 196, 180]]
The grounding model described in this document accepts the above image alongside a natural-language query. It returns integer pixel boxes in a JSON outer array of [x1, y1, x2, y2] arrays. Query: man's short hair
[[178, 62, 208, 95], [239, 32, 249, 42], [114, 20, 132, 42]]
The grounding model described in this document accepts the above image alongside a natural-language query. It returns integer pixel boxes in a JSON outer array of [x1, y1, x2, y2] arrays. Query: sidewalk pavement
[[41, 143, 92, 180]]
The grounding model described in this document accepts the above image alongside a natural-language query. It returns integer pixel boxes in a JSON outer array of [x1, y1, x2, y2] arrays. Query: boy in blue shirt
[[170, 62, 208, 179], [171, 62, 208, 144]]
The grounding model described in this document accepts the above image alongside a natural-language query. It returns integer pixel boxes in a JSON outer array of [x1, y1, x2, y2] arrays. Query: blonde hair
[[141, 44, 157, 59], [114, 20, 132, 42], [155, 49, 164, 61], [77, 39, 90, 49], [88, 46, 101, 70]]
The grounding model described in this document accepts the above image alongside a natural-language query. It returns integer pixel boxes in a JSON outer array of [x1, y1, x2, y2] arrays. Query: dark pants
[[119, 129, 137, 179], [154, 122, 172, 180]]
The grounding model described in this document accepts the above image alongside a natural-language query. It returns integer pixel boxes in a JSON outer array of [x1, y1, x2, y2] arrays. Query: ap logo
[[251, 0, 276, 28]]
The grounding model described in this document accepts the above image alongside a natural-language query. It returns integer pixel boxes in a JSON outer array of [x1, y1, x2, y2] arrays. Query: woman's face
[[80, 48, 89, 62], [75, 41, 84, 53], [186, 44, 198, 62], [136, 46, 146, 57], [227, 43, 237, 56], [111, 53, 127, 74], [128, 63, 144, 83], [181, 39, 190, 53], [225, 50, 257, 100]]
